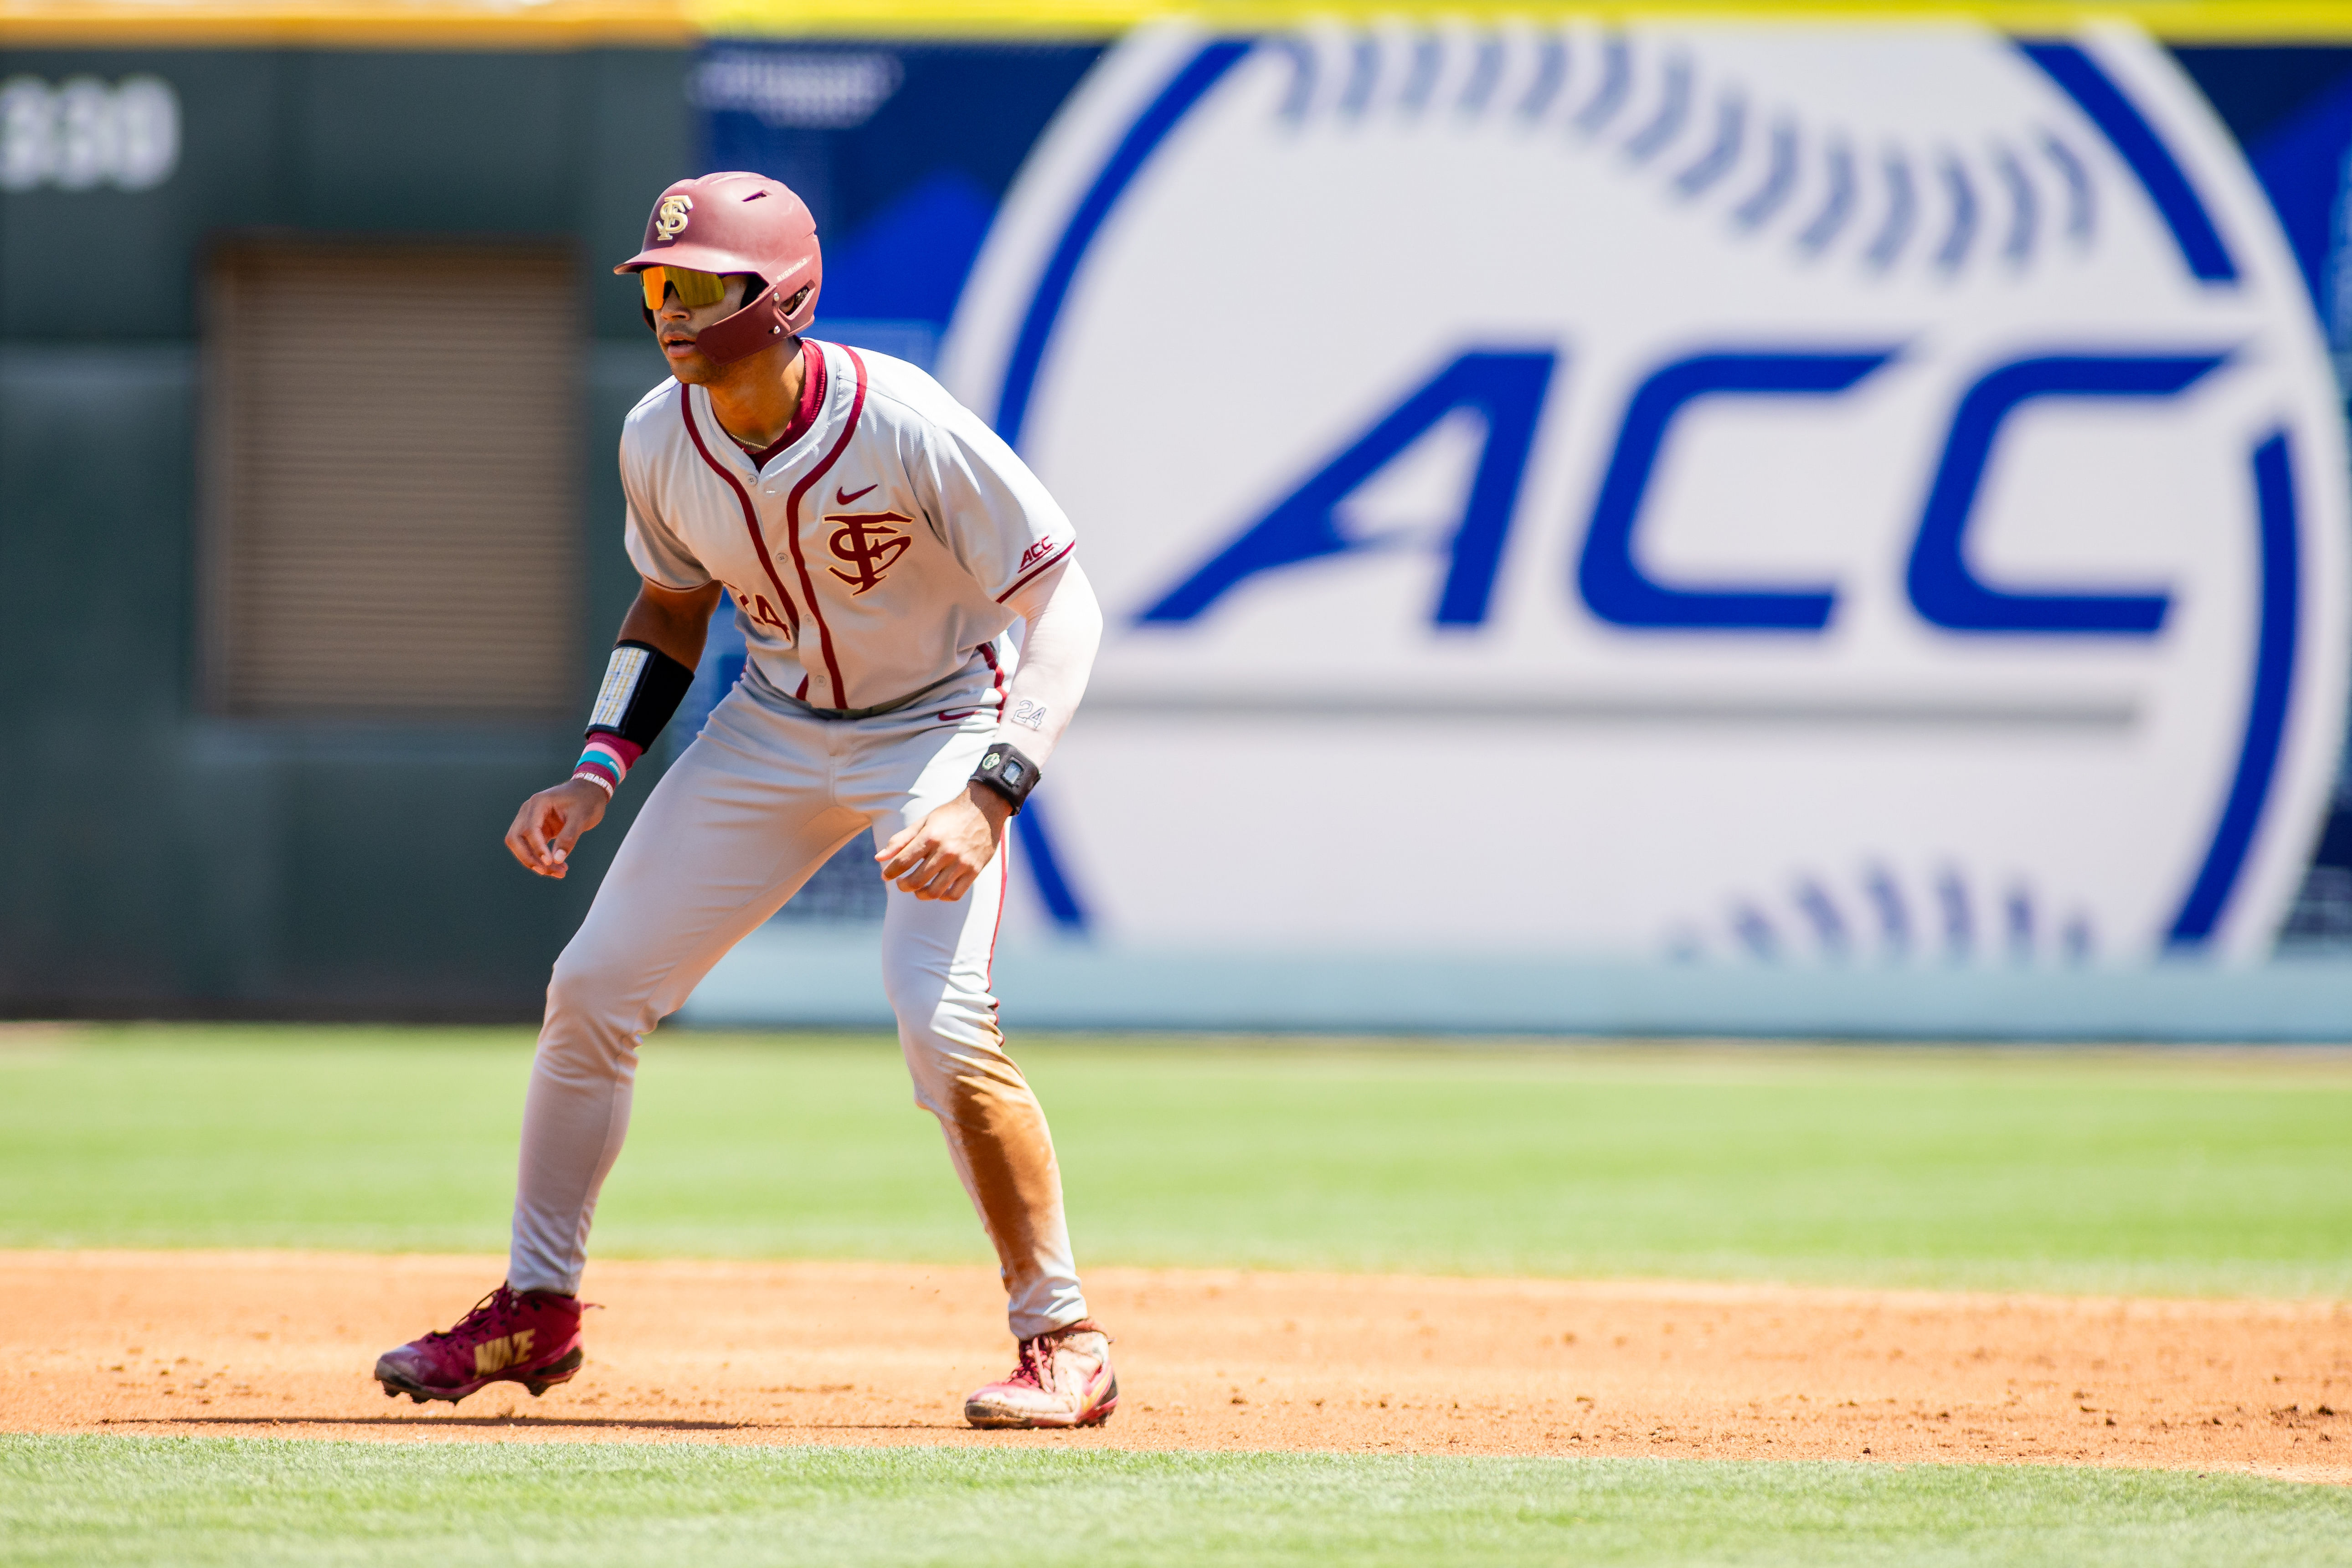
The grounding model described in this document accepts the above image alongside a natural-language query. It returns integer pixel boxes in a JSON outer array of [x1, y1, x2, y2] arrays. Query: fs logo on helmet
[[654, 194, 693, 241]]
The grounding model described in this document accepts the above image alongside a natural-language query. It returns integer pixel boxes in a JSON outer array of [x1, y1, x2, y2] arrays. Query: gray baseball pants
[[505, 672, 1091, 1339]]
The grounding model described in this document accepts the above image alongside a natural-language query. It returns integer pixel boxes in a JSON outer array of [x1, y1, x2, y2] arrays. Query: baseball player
[[371, 171, 1115, 1429]]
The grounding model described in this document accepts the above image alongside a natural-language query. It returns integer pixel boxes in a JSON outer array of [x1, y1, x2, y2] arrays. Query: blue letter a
[[1137, 350, 1557, 626]]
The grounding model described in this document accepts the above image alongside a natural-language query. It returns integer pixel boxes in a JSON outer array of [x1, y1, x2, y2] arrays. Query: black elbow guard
[[586, 639, 696, 751]]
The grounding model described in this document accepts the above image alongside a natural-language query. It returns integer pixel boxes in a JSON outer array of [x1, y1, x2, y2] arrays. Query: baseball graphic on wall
[[944, 20, 2351, 966]]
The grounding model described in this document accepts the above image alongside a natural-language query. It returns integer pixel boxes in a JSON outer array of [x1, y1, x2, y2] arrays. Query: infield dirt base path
[[1, 1252, 2345, 1482]]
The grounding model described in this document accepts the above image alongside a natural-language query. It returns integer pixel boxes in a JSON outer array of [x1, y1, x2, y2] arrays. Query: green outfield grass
[[5, 1436, 2349, 1568], [2, 1024, 2348, 1295]]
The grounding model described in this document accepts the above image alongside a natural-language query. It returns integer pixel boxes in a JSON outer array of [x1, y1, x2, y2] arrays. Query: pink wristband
[[572, 735, 643, 795]]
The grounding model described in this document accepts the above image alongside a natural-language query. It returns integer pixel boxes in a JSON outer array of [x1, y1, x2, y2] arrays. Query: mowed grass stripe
[[4, 1436, 2349, 1568], [2, 1027, 2349, 1295]]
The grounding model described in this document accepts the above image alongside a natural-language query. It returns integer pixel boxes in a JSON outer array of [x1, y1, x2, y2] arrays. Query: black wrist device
[[970, 741, 1041, 813], [587, 638, 696, 751]]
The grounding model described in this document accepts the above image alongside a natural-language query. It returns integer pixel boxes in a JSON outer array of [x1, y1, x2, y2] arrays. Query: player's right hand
[[504, 780, 611, 879]]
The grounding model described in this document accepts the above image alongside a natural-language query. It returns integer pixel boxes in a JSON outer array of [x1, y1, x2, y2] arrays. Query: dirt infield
[[1, 1251, 2345, 1481]]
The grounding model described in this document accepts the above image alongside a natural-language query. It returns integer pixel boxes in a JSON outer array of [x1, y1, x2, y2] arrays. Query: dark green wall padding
[[0, 47, 695, 1016]]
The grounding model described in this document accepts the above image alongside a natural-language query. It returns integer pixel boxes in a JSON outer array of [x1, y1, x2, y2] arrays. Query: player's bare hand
[[876, 785, 1010, 901], [505, 780, 611, 879]]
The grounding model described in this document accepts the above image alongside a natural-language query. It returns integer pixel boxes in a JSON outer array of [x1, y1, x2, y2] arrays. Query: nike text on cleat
[[372, 1284, 589, 1405], [964, 1319, 1118, 1429]]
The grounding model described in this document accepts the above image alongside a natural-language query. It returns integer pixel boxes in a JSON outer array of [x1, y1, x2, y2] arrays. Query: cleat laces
[[418, 1285, 592, 1347], [999, 1322, 1102, 1394], [424, 1288, 512, 1343]]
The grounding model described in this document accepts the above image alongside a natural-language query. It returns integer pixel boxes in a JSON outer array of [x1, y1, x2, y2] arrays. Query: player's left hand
[[876, 784, 1011, 901]]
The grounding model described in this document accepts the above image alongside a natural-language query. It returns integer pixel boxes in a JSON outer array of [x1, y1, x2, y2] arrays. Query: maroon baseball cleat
[[964, 1319, 1118, 1429], [373, 1285, 587, 1404]]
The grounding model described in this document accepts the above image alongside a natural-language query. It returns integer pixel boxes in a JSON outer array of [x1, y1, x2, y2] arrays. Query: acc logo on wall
[[943, 22, 2351, 966]]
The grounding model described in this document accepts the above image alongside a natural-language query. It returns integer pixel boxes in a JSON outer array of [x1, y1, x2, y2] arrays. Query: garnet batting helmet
[[614, 171, 822, 365]]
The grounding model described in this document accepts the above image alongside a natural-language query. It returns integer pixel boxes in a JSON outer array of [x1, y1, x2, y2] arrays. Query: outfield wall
[[5, 4, 2352, 1033]]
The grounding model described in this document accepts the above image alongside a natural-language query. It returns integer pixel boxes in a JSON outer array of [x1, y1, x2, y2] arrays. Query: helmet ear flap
[[679, 278, 792, 365], [780, 282, 818, 335]]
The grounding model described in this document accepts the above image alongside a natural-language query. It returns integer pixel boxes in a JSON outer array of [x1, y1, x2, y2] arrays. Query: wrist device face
[[971, 740, 1041, 812]]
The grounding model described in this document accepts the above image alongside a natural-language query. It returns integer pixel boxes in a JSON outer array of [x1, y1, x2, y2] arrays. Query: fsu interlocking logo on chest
[[826, 506, 914, 596]]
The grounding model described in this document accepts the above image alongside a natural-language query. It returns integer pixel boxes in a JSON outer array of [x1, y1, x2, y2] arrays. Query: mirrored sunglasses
[[639, 265, 731, 311]]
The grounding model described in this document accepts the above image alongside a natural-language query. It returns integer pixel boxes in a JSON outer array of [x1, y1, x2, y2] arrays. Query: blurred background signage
[[5, 1, 2352, 1033], [0, 73, 178, 190], [938, 23, 2350, 970]]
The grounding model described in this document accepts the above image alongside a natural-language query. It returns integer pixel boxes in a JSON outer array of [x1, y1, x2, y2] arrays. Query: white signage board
[[942, 21, 2349, 970]]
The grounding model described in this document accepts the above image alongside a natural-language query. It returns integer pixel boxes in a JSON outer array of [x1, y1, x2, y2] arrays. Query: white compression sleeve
[[996, 556, 1102, 766]]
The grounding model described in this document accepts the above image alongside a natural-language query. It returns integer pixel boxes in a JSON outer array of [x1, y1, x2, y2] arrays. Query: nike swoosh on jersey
[[835, 483, 877, 504]]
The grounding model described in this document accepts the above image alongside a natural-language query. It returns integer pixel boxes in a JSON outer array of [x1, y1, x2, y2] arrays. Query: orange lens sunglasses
[[639, 265, 731, 310]]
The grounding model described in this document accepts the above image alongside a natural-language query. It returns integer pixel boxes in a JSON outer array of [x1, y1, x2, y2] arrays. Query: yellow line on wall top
[[698, 1, 2352, 40], [11, 0, 2352, 47]]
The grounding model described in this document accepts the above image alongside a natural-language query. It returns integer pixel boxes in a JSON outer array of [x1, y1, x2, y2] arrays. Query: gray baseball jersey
[[621, 339, 1077, 714]]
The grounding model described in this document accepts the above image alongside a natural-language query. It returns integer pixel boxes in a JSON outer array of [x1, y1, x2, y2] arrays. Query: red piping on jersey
[[782, 344, 868, 709], [680, 391, 804, 648], [995, 539, 1075, 605], [974, 644, 1014, 1003], [975, 640, 1009, 713], [942, 643, 1009, 723], [733, 345, 829, 467], [978, 641, 1012, 1002]]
